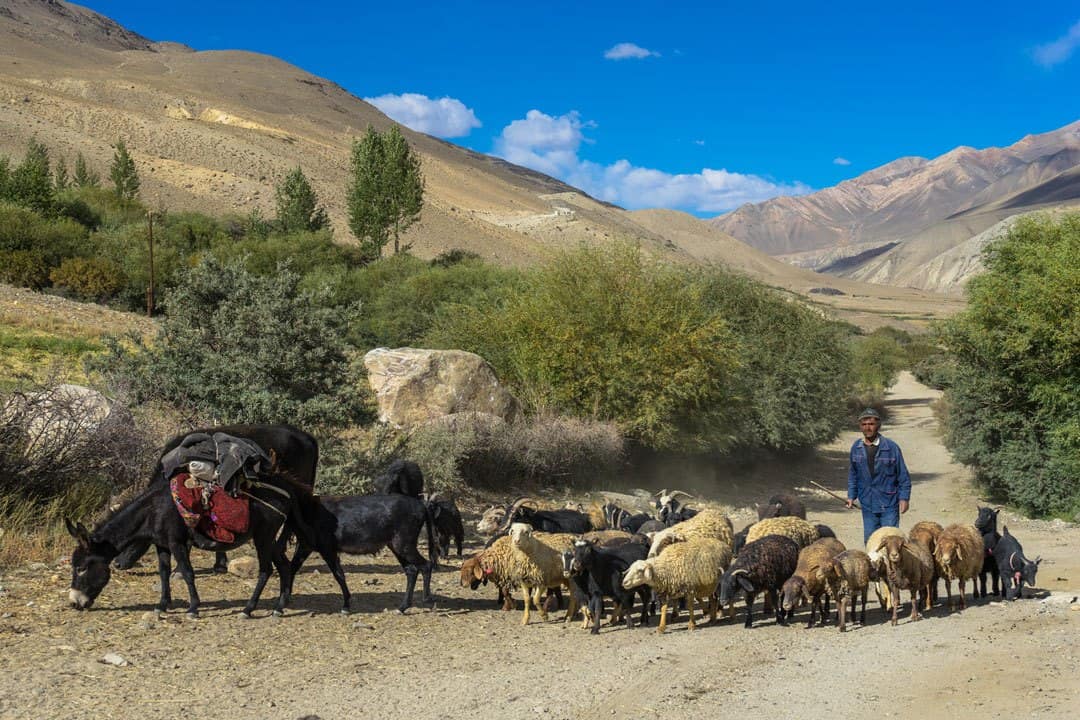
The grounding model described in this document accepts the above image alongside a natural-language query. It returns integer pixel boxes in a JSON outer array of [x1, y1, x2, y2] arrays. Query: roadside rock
[[228, 556, 258, 579], [363, 347, 521, 429]]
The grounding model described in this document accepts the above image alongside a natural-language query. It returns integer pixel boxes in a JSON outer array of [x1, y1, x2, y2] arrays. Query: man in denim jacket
[[846, 408, 911, 544]]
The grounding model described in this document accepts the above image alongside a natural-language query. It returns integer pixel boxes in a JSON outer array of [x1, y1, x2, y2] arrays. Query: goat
[[756, 493, 807, 520], [974, 506, 1002, 598], [991, 526, 1040, 600], [569, 540, 650, 633]]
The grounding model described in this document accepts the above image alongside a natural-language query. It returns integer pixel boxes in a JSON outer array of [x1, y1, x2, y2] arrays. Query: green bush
[[90, 255, 370, 432], [941, 213, 1080, 518], [428, 243, 745, 452], [0, 250, 50, 290], [49, 256, 125, 302], [0, 202, 89, 266]]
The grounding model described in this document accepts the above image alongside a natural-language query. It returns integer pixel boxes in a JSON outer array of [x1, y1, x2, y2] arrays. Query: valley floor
[[1, 373, 1077, 719]]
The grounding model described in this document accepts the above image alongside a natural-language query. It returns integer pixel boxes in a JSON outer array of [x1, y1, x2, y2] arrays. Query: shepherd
[[846, 407, 911, 544]]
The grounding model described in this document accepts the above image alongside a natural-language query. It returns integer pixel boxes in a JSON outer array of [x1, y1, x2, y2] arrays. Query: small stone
[[101, 653, 129, 667], [29, 563, 47, 571], [228, 556, 258, 579]]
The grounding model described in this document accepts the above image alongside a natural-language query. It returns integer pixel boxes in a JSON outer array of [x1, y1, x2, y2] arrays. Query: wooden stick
[[810, 480, 858, 509]]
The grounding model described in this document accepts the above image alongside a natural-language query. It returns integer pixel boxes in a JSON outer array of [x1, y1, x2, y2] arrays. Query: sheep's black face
[[717, 572, 737, 607], [69, 545, 111, 610]]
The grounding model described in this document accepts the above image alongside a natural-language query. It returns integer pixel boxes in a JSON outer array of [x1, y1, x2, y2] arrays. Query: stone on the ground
[[363, 347, 521, 429], [228, 556, 258, 579], [100, 653, 129, 667]]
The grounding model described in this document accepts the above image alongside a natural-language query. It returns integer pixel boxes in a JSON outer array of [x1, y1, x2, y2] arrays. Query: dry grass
[[0, 486, 108, 568]]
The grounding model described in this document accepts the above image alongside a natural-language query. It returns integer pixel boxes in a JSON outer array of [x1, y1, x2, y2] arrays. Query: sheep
[[866, 525, 905, 611], [508, 523, 579, 625], [880, 535, 934, 625], [815, 524, 837, 540], [745, 515, 820, 549], [647, 508, 733, 559], [580, 529, 636, 547], [756, 493, 807, 520], [620, 536, 730, 633], [907, 520, 943, 600], [635, 519, 666, 536], [460, 538, 515, 611], [718, 535, 800, 628], [779, 537, 846, 628], [816, 549, 872, 632], [934, 523, 987, 611]]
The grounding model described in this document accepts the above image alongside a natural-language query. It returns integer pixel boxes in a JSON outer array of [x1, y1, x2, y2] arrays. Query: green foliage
[[696, 270, 853, 451], [91, 255, 368, 431], [73, 153, 100, 188], [53, 157, 69, 191], [941, 213, 1080, 517], [429, 244, 745, 452], [109, 139, 139, 202], [8, 139, 55, 215], [347, 125, 424, 261], [0, 250, 50, 290], [274, 166, 330, 233], [851, 331, 907, 396], [0, 202, 89, 267], [49, 257, 126, 302], [0, 156, 10, 199]]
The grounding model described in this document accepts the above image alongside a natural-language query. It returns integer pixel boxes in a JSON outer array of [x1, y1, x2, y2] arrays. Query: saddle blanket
[[169, 472, 250, 543]]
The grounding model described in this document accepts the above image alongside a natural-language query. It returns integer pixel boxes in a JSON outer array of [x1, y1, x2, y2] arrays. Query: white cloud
[[604, 42, 660, 60], [364, 92, 481, 138], [694, 139, 706, 146], [833, 157, 851, 166], [493, 110, 811, 213], [1033, 19, 1080, 67]]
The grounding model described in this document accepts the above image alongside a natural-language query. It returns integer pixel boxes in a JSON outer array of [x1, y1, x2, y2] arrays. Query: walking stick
[[810, 480, 858, 509]]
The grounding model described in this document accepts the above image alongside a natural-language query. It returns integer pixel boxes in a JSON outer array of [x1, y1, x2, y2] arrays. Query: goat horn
[[653, 489, 670, 498], [668, 491, 694, 500], [730, 568, 748, 577]]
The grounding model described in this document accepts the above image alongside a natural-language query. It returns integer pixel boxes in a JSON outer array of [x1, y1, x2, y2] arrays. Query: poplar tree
[[110, 138, 140, 202], [54, 157, 70, 190], [11, 138, 54, 214], [346, 125, 424, 261], [274, 166, 330, 233], [74, 153, 100, 188]]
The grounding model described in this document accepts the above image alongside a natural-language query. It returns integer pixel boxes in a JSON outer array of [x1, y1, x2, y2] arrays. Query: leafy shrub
[[90, 255, 370, 432], [0, 250, 50, 290], [0, 202, 89, 266], [428, 243, 744, 452], [49, 256, 125, 302], [941, 213, 1080, 517]]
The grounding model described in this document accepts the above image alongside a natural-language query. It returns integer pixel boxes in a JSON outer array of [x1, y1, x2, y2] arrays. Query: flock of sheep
[[458, 493, 1042, 633]]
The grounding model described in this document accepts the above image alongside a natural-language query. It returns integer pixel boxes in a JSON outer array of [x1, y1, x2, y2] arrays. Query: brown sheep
[[934, 523, 984, 611], [880, 535, 935, 625], [780, 537, 846, 628], [908, 520, 944, 599], [817, 549, 872, 632], [865, 525, 905, 610]]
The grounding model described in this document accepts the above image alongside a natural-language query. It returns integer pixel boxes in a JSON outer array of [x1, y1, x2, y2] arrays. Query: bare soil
[[1, 372, 1078, 720]]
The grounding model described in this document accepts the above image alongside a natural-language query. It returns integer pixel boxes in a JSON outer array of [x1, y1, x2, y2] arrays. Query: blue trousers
[[862, 506, 900, 545]]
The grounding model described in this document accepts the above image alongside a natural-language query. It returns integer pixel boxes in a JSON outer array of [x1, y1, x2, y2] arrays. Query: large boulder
[[3, 384, 132, 450], [363, 348, 521, 429]]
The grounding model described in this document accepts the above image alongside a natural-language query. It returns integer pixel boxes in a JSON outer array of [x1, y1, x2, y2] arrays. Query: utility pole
[[146, 209, 155, 317]]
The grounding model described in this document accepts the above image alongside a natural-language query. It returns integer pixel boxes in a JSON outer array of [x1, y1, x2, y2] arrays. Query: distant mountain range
[[0, 0, 965, 327], [711, 121, 1080, 294]]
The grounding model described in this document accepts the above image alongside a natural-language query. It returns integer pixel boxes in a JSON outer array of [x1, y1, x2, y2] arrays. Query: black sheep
[[717, 535, 800, 628], [756, 493, 807, 520]]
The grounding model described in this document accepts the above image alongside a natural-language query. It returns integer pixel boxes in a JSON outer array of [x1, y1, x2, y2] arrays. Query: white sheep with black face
[[621, 536, 730, 633]]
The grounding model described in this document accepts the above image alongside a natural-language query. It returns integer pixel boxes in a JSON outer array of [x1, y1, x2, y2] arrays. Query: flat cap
[[858, 407, 881, 420]]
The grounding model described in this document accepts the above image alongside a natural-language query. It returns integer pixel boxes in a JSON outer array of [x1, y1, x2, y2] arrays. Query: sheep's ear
[[955, 547, 963, 561], [736, 575, 754, 593], [472, 563, 484, 581]]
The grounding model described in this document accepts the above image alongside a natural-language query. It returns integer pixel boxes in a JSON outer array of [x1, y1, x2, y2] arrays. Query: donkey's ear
[[65, 518, 89, 546]]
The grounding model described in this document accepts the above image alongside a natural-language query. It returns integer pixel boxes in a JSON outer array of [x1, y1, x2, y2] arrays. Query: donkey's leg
[[270, 538, 293, 617], [155, 546, 172, 614], [388, 547, 419, 613], [213, 551, 229, 574], [241, 541, 275, 618], [171, 544, 201, 618], [320, 550, 352, 614]]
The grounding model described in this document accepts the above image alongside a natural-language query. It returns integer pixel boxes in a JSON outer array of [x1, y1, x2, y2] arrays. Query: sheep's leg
[[686, 596, 697, 631], [923, 583, 932, 611], [521, 584, 533, 625], [859, 588, 867, 625], [890, 587, 900, 626], [657, 601, 669, 634], [744, 592, 756, 629], [822, 594, 830, 625], [590, 594, 603, 635], [837, 594, 847, 632], [958, 578, 967, 610], [708, 595, 717, 624], [772, 590, 786, 627], [910, 589, 922, 622], [565, 587, 579, 625], [805, 596, 817, 629], [943, 578, 953, 611]]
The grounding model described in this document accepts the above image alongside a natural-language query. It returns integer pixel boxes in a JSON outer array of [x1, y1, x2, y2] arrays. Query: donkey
[[67, 472, 313, 618], [113, 424, 318, 573]]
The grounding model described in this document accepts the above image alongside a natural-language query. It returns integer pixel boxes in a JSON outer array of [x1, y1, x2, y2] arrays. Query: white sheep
[[508, 523, 578, 625], [647, 508, 734, 558], [621, 536, 730, 633]]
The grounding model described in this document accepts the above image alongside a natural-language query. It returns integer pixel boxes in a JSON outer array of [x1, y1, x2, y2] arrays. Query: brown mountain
[[0, 0, 963, 327], [710, 121, 1080, 266]]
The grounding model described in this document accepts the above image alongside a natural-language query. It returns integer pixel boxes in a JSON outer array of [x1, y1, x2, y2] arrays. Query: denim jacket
[[847, 435, 911, 513]]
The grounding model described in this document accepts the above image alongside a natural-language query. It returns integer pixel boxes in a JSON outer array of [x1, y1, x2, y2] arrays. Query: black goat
[[288, 493, 437, 613], [733, 524, 752, 554], [991, 526, 1040, 600], [569, 540, 650, 633], [373, 459, 424, 497], [508, 506, 592, 534], [717, 535, 800, 628], [427, 496, 465, 558], [975, 505, 1001, 598], [756, 493, 807, 520]]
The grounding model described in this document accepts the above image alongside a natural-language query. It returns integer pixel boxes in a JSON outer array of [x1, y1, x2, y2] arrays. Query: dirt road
[[1, 373, 1077, 719]]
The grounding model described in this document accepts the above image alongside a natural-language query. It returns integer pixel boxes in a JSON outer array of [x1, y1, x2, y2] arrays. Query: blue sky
[[86, 1, 1080, 215]]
